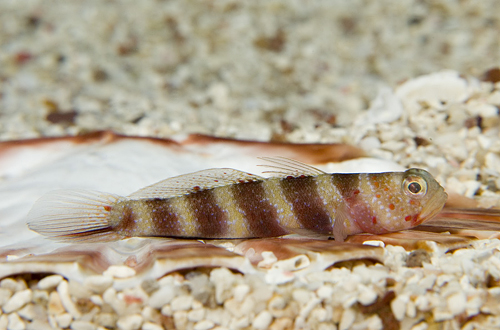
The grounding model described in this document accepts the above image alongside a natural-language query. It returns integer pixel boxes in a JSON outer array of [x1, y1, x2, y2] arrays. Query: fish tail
[[26, 190, 124, 243]]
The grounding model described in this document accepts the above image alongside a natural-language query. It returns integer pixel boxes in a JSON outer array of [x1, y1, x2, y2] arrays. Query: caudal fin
[[26, 190, 124, 243]]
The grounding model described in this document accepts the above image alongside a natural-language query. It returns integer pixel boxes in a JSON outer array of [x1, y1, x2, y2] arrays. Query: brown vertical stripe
[[232, 181, 288, 237], [184, 189, 228, 238], [280, 176, 332, 233], [112, 202, 137, 236], [143, 199, 181, 237], [330, 174, 361, 199]]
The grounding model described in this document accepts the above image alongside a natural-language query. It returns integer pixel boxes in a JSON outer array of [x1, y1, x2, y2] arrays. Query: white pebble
[[391, 294, 408, 321], [362, 240, 385, 248], [2, 290, 32, 313], [357, 284, 377, 305], [0, 315, 7, 329], [265, 269, 296, 285], [359, 136, 381, 151], [418, 274, 437, 291], [310, 308, 328, 323], [299, 297, 319, 320], [103, 265, 136, 279], [433, 308, 453, 322], [406, 300, 417, 318], [90, 295, 103, 306], [269, 295, 286, 310], [447, 292, 466, 316], [17, 304, 35, 321], [0, 288, 12, 306], [317, 323, 336, 330], [70, 320, 96, 330], [84, 276, 113, 293], [339, 308, 355, 330], [317, 285, 334, 301], [188, 308, 206, 322], [230, 316, 249, 329], [141, 306, 159, 322], [141, 322, 163, 330], [270, 317, 293, 330], [210, 268, 237, 304], [173, 311, 188, 329], [94, 313, 117, 328], [0, 279, 23, 292], [292, 289, 312, 305], [411, 322, 428, 330], [116, 314, 143, 330], [57, 281, 82, 319], [148, 286, 176, 309], [7, 313, 25, 330], [486, 152, 500, 174], [233, 284, 250, 302], [160, 305, 172, 316], [55, 313, 73, 328], [170, 295, 193, 311], [194, 320, 215, 330], [38, 275, 63, 290], [252, 311, 273, 330], [48, 291, 65, 315], [103, 288, 126, 315]]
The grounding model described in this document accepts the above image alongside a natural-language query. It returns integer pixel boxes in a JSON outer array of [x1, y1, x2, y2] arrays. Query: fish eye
[[403, 175, 428, 198]]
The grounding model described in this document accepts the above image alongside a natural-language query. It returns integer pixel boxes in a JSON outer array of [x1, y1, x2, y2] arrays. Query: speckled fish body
[[27, 158, 448, 242]]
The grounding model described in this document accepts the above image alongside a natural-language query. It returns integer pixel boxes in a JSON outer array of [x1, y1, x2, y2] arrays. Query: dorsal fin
[[127, 168, 264, 200], [257, 156, 326, 177]]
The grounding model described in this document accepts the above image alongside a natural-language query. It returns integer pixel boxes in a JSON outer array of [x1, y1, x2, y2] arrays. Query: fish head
[[346, 168, 448, 234]]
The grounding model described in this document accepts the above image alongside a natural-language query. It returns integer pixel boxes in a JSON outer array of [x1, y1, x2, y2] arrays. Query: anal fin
[[332, 205, 350, 242]]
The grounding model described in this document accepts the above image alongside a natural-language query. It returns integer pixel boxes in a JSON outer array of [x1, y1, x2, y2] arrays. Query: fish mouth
[[414, 189, 448, 225]]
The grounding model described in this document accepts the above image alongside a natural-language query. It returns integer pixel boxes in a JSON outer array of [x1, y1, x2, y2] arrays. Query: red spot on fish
[[384, 187, 389, 191], [388, 204, 395, 210], [286, 176, 294, 179], [372, 216, 377, 224], [193, 186, 201, 191], [214, 180, 219, 182], [238, 180, 246, 183], [104, 205, 112, 212], [410, 200, 417, 205], [375, 194, 381, 198], [405, 215, 412, 222], [373, 182, 379, 188], [413, 214, 419, 223], [353, 189, 360, 195], [300, 175, 306, 178]]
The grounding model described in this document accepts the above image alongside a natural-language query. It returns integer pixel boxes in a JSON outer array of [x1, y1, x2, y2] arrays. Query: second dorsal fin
[[258, 156, 326, 177], [127, 168, 264, 200]]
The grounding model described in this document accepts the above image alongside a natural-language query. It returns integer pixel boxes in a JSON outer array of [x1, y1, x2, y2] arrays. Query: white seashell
[[355, 86, 403, 125], [396, 71, 476, 112]]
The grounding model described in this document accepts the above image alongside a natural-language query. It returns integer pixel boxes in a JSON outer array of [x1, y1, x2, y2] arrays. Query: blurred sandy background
[[0, 0, 499, 141]]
